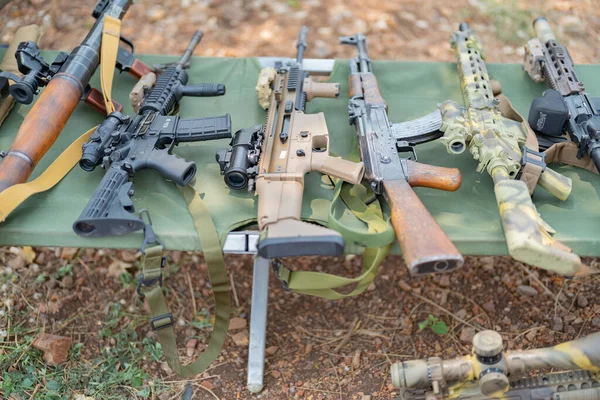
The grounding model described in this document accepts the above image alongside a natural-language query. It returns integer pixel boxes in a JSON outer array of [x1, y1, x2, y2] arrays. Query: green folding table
[[1, 52, 599, 392]]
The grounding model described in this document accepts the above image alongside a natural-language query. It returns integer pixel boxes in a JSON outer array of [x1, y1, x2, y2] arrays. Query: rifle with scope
[[392, 330, 600, 400], [340, 33, 464, 276], [73, 30, 231, 237], [0, 0, 153, 193], [216, 27, 365, 258], [524, 18, 600, 172]]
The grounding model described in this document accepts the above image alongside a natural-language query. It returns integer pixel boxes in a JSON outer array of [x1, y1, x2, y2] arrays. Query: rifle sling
[[138, 182, 230, 377], [0, 18, 121, 222]]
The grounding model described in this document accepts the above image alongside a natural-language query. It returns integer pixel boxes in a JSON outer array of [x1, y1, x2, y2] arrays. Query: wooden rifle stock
[[383, 162, 462, 275], [0, 76, 82, 192]]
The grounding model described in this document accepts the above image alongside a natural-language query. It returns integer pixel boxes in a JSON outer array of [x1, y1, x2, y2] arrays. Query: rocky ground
[[1, 0, 600, 399]]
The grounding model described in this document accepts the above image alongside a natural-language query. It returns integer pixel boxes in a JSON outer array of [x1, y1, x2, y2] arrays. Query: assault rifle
[[397, 23, 585, 276], [392, 330, 600, 400], [524, 17, 600, 171], [340, 33, 463, 276], [0, 0, 153, 193], [216, 27, 364, 258], [73, 30, 231, 237]]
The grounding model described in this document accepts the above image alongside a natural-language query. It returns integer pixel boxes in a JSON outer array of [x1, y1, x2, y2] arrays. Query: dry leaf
[[107, 260, 132, 278]]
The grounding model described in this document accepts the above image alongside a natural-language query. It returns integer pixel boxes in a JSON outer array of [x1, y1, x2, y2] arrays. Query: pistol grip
[[406, 160, 462, 191], [383, 179, 463, 275], [313, 155, 364, 185]]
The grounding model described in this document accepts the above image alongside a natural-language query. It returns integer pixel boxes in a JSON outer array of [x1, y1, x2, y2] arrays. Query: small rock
[[32, 333, 72, 366], [576, 294, 588, 308], [591, 317, 600, 328], [479, 256, 495, 271], [186, 347, 195, 357], [564, 315, 576, 323], [45, 279, 57, 290], [35, 252, 46, 264], [362, 396, 372, 400], [304, 343, 313, 354], [231, 330, 249, 346], [572, 317, 583, 325], [415, 20, 429, 29], [201, 380, 214, 390], [525, 329, 537, 342], [61, 276, 74, 289], [398, 280, 412, 292], [266, 345, 279, 355], [352, 350, 361, 369], [60, 248, 78, 260], [186, 339, 198, 349], [517, 285, 538, 297], [8, 256, 25, 270], [459, 327, 475, 343], [456, 309, 468, 319], [440, 290, 448, 305], [228, 317, 247, 331], [160, 362, 172, 373], [438, 275, 450, 288], [482, 300, 495, 313], [367, 282, 376, 291], [551, 316, 563, 332], [271, 370, 281, 379]]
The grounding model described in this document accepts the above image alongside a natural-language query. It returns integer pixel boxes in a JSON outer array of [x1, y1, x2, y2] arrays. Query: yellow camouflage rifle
[[392, 330, 600, 400], [434, 23, 593, 276]]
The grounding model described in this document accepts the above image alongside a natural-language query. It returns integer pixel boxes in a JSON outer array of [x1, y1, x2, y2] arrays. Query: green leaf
[[418, 319, 429, 331], [432, 321, 448, 335], [20, 377, 34, 388], [132, 376, 143, 388], [46, 380, 60, 391]]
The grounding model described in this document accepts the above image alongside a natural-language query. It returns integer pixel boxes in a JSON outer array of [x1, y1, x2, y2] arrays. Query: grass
[[0, 303, 171, 399]]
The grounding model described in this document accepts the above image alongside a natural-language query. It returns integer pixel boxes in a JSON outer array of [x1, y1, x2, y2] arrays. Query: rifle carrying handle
[[383, 179, 463, 276]]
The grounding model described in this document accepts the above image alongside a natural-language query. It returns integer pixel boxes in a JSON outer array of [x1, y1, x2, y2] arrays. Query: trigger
[[118, 182, 135, 212]]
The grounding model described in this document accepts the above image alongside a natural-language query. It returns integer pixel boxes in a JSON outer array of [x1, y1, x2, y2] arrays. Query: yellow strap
[[100, 15, 121, 115], [0, 18, 120, 222], [0, 128, 96, 222]]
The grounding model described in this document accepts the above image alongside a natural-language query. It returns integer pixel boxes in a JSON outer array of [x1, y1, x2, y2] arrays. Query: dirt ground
[[1, 0, 600, 399]]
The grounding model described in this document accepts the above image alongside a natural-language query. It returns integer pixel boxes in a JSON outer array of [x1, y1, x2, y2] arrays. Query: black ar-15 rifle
[[73, 30, 231, 237], [524, 17, 600, 171]]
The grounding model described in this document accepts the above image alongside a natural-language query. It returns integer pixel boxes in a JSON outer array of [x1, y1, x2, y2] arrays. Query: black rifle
[[73, 30, 231, 237], [525, 17, 600, 170]]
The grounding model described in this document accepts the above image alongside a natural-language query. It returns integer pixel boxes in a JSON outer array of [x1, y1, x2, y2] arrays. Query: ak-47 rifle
[[392, 330, 600, 400], [340, 33, 464, 276], [73, 31, 231, 237], [402, 23, 587, 276], [216, 27, 364, 258], [524, 18, 600, 171], [0, 0, 153, 193]]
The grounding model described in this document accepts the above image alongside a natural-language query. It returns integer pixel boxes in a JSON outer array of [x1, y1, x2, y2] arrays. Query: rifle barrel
[[296, 26, 308, 64], [179, 30, 204, 65]]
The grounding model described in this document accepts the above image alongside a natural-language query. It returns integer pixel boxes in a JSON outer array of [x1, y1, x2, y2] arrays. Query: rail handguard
[[340, 33, 463, 276], [217, 27, 364, 259], [73, 30, 231, 237], [523, 17, 600, 170], [392, 330, 600, 399]]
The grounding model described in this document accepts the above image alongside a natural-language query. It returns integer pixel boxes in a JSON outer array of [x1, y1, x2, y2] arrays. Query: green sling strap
[[273, 178, 394, 299], [137, 182, 230, 377]]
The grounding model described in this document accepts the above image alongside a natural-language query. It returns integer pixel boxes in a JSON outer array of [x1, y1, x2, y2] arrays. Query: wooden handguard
[[128, 58, 153, 80], [0, 76, 82, 192], [384, 178, 463, 275]]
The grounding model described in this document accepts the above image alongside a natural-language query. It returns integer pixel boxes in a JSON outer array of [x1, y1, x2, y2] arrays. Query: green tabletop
[[0, 51, 598, 255]]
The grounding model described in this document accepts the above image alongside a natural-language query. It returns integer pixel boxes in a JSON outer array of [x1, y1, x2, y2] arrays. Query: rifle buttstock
[[406, 160, 462, 191], [383, 179, 463, 276]]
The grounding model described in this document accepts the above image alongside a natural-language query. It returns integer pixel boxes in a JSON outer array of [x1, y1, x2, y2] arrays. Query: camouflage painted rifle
[[216, 27, 364, 258], [524, 18, 600, 170], [404, 23, 589, 276], [392, 330, 600, 399]]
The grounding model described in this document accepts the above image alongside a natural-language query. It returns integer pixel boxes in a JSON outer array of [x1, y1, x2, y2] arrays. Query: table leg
[[247, 256, 270, 393]]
